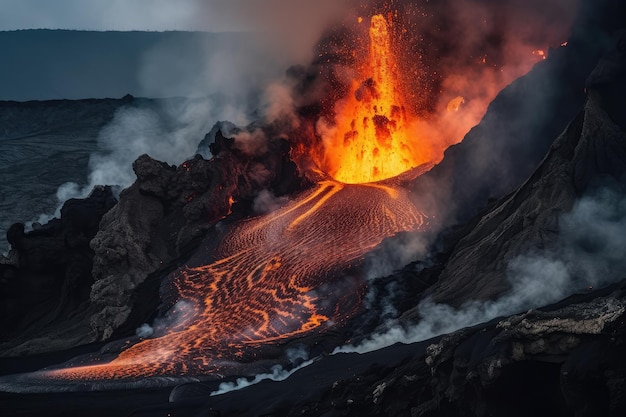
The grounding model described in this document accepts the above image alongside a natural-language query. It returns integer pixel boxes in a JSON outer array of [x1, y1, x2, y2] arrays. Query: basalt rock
[[89, 128, 306, 341], [409, 0, 625, 225], [423, 30, 626, 307], [0, 186, 117, 354]]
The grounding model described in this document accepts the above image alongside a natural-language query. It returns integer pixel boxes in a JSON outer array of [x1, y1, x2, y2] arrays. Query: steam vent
[[1, 0, 626, 416]]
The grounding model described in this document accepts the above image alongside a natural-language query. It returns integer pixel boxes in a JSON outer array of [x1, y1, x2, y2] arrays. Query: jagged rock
[[423, 33, 626, 306], [0, 186, 116, 353], [88, 129, 305, 341]]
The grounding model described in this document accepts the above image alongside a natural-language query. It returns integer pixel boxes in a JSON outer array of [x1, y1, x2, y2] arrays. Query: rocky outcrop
[[423, 31, 626, 306], [89, 129, 305, 340], [0, 186, 116, 353]]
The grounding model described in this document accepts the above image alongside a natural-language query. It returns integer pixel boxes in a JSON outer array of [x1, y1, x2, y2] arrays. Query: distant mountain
[[0, 30, 279, 101]]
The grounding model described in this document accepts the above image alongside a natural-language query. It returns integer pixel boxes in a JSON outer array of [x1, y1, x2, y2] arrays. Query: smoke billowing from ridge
[[338, 185, 626, 354], [33, 2, 352, 222]]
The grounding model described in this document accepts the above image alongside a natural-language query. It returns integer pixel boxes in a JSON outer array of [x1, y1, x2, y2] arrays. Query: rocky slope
[[427, 37, 626, 306], [165, 29, 626, 417]]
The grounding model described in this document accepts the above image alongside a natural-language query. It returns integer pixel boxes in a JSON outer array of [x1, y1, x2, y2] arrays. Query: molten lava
[[46, 180, 427, 380], [324, 15, 429, 184]]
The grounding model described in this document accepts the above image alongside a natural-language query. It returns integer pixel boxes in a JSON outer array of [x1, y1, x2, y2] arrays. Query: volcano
[[1, 0, 626, 416]]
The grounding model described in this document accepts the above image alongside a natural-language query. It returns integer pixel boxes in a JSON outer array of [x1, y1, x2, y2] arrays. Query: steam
[[252, 190, 289, 215], [135, 299, 197, 339], [210, 346, 312, 396], [338, 185, 626, 354], [364, 232, 431, 281]]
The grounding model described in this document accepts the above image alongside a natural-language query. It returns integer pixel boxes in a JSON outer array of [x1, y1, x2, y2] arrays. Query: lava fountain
[[323, 14, 426, 184]]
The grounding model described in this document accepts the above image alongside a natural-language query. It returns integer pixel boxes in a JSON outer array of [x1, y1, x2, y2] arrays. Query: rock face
[[425, 31, 626, 306], [0, 186, 117, 354], [89, 129, 305, 340], [410, 0, 626, 224]]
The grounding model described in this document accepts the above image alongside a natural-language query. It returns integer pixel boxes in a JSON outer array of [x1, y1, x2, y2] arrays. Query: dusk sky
[[0, 0, 349, 32]]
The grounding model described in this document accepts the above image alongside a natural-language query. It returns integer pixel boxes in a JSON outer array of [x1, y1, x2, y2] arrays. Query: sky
[[0, 0, 349, 32]]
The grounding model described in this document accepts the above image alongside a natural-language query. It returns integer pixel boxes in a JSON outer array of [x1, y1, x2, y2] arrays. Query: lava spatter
[[323, 15, 433, 184]]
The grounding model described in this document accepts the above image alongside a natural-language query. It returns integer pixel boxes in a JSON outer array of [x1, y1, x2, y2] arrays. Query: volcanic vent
[[323, 14, 425, 184]]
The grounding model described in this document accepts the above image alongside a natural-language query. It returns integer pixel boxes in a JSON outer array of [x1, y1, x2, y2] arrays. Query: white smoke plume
[[135, 299, 197, 339], [252, 189, 289, 215], [24, 0, 350, 228], [337, 185, 626, 354], [208, 346, 310, 396]]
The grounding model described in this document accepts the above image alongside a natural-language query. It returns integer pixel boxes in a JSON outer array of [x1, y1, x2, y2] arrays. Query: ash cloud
[[339, 184, 626, 354]]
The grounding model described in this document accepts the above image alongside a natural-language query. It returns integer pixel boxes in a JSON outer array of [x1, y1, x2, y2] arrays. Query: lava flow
[[46, 180, 427, 380]]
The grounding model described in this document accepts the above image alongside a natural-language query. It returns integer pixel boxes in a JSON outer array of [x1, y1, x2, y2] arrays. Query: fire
[[322, 15, 434, 184], [446, 96, 465, 112]]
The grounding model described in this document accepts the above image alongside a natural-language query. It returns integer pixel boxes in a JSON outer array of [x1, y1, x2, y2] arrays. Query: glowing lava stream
[[45, 180, 427, 381]]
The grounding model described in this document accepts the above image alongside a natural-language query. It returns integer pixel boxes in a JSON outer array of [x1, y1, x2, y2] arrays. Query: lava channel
[[38, 179, 428, 382]]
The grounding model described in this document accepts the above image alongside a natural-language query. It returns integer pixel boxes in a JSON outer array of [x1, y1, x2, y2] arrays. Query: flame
[[322, 15, 434, 184]]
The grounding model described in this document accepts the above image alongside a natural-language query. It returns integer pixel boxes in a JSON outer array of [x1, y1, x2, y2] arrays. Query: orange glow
[[45, 180, 428, 380], [532, 49, 547, 60], [446, 96, 465, 112], [322, 15, 435, 184]]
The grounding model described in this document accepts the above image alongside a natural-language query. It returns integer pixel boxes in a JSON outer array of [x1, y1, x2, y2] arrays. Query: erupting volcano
[[35, 13, 436, 383], [2, 5, 562, 390]]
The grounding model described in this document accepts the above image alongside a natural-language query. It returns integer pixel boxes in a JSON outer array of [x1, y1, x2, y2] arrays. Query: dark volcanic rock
[[425, 31, 626, 306], [89, 129, 306, 340], [147, 282, 625, 417], [0, 186, 116, 354], [410, 0, 626, 224]]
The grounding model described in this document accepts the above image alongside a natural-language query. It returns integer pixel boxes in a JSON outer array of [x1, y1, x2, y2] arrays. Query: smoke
[[338, 184, 626, 354], [135, 323, 154, 338], [364, 232, 431, 281], [210, 347, 313, 396], [135, 299, 197, 339], [195, 0, 353, 65], [252, 190, 289, 215]]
